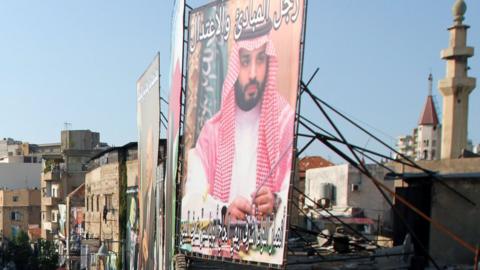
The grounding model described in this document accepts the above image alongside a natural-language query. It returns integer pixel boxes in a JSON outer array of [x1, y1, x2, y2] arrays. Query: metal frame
[[289, 75, 480, 268]]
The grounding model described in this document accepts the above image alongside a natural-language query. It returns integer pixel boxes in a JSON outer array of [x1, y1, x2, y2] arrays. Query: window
[[104, 194, 113, 211], [86, 196, 89, 212], [11, 211, 21, 221], [12, 196, 19, 202], [96, 195, 99, 212], [423, 140, 429, 147]]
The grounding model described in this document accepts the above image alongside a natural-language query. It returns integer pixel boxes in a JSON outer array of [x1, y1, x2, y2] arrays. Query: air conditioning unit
[[351, 183, 360, 192]]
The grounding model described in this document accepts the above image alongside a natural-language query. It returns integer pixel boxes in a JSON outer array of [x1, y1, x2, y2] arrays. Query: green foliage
[[117, 150, 128, 270], [43, 159, 55, 173], [4, 231, 33, 270], [36, 239, 59, 270], [3, 232, 59, 270]]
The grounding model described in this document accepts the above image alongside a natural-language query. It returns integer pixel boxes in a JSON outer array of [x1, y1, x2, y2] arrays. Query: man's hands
[[227, 187, 276, 222], [252, 186, 275, 217], [227, 196, 252, 221]]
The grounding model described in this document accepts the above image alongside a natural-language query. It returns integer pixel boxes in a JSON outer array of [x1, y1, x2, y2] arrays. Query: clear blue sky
[[1, 1, 479, 161]]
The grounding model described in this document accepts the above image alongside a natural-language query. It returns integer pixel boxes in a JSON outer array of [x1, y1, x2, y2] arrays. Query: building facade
[[83, 142, 137, 270], [305, 164, 394, 232], [0, 188, 41, 240], [0, 162, 42, 189], [0, 137, 61, 164], [41, 130, 106, 241], [395, 135, 416, 161]]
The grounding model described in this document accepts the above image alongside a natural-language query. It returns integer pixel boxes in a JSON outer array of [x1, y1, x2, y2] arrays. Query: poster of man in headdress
[[136, 53, 160, 270], [180, 0, 305, 266]]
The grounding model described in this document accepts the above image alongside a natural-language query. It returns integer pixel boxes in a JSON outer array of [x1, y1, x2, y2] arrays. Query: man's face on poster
[[235, 44, 268, 111]]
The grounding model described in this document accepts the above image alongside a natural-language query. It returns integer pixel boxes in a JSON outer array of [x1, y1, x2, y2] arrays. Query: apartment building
[[41, 130, 107, 240], [0, 188, 41, 240], [83, 142, 137, 270]]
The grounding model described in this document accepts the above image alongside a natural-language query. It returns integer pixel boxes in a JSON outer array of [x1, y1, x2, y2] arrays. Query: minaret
[[438, 0, 476, 159]]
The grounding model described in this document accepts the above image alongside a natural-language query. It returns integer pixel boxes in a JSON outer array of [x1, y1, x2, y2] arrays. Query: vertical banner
[[137, 53, 160, 270], [180, 0, 305, 266], [125, 189, 139, 270], [165, 0, 185, 269], [58, 204, 67, 238]]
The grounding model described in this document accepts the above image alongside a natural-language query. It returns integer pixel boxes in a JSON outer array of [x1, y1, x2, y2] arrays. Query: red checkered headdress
[[203, 25, 289, 203]]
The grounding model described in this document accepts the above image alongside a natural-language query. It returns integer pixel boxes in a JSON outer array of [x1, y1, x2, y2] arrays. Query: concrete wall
[[85, 163, 122, 254], [306, 164, 349, 207], [429, 178, 480, 265], [0, 163, 41, 189], [61, 130, 100, 151], [389, 158, 480, 265], [306, 164, 393, 228], [347, 165, 394, 228]]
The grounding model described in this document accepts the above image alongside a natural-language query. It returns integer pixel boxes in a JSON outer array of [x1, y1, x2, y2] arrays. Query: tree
[[3, 231, 59, 270], [4, 231, 33, 270], [36, 239, 59, 270]]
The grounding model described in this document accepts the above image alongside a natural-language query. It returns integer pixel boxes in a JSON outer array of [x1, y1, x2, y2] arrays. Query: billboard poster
[[58, 204, 67, 238], [70, 206, 84, 256], [180, 0, 305, 266], [165, 0, 185, 269], [125, 189, 139, 270], [156, 164, 164, 269], [137, 53, 160, 270]]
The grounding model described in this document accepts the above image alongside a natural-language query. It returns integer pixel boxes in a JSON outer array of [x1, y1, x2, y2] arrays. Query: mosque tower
[[416, 74, 441, 160], [438, 0, 476, 159]]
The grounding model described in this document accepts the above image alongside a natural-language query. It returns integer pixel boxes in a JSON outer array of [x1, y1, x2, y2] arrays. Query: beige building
[[0, 137, 61, 164], [41, 130, 106, 240], [83, 142, 137, 270], [305, 164, 394, 232], [291, 156, 334, 226], [390, 158, 480, 266], [0, 188, 41, 239]]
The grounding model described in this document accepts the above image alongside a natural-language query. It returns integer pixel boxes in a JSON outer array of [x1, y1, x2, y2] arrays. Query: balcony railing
[[42, 221, 58, 231], [42, 196, 62, 206], [42, 169, 61, 181]]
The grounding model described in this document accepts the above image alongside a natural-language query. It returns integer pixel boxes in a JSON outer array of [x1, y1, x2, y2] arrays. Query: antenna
[[64, 122, 72, 131], [428, 73, 433, 96]]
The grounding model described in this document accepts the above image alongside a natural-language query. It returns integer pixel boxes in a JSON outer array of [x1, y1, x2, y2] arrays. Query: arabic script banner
[[180, 0, 305, 266]]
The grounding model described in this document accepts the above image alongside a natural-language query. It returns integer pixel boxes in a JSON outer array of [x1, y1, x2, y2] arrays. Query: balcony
[[42, 196, 62, 206], [42, 169, 61, 181], [42, 221, 58, 232]]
